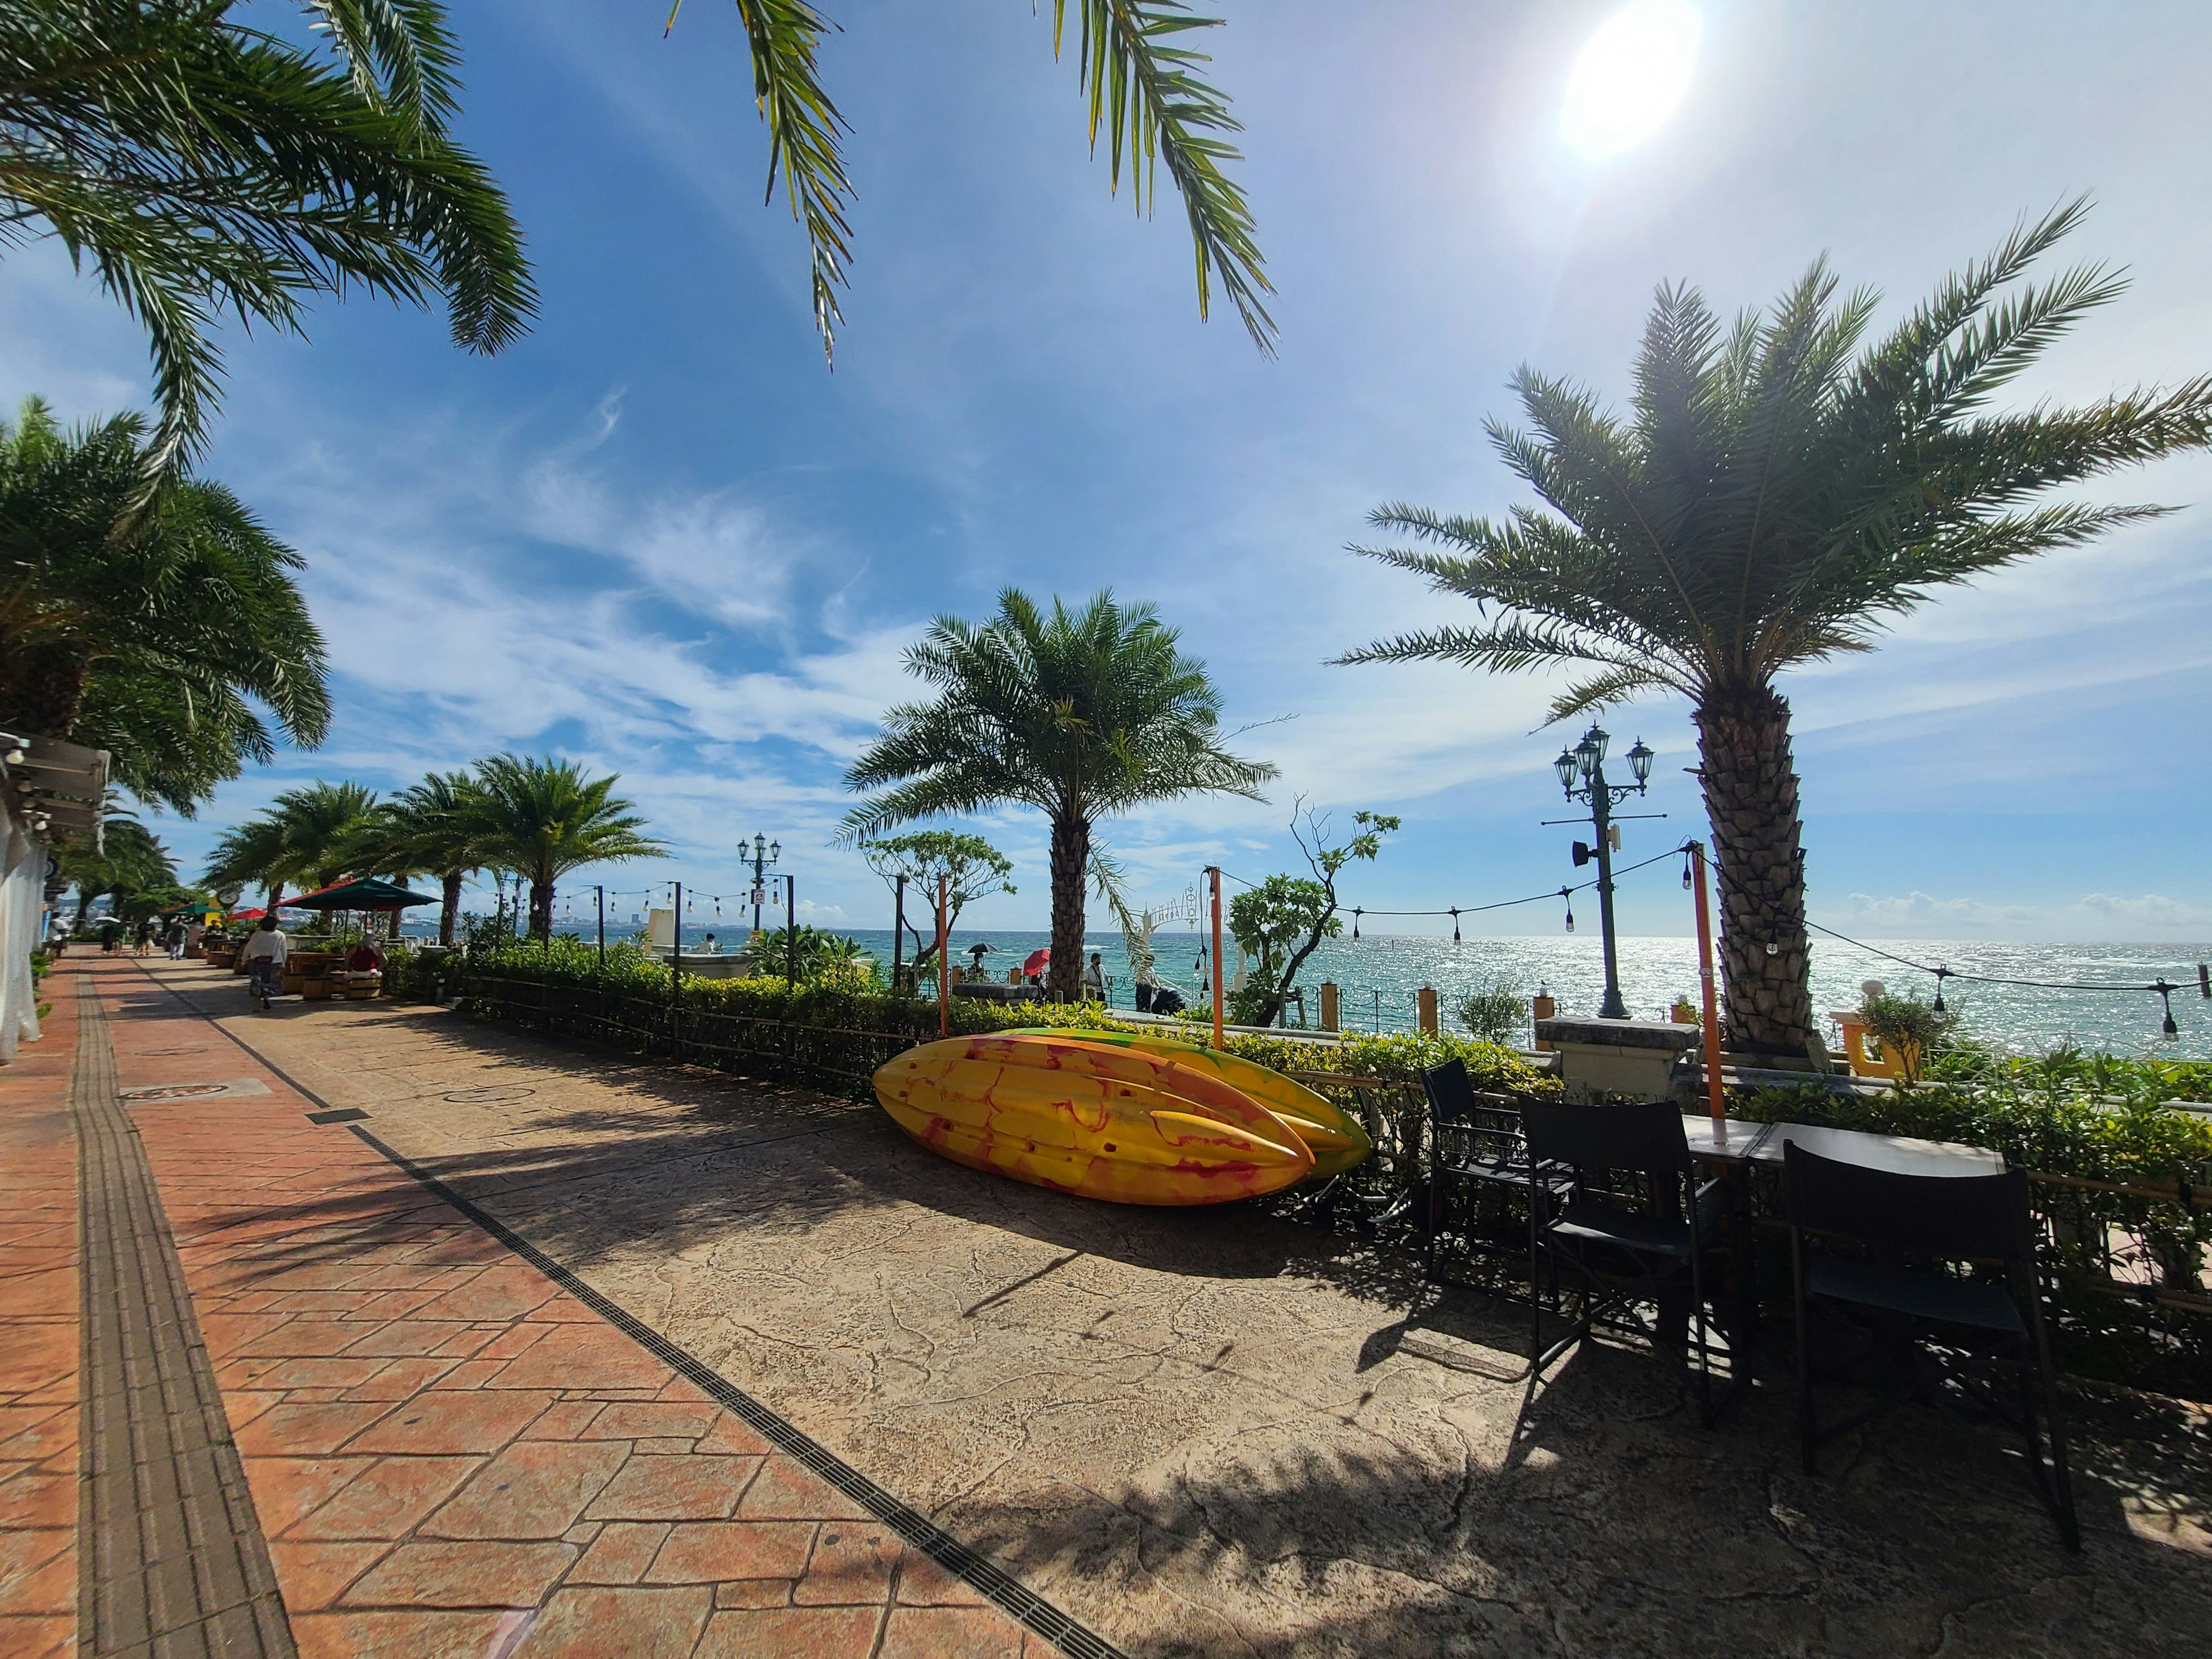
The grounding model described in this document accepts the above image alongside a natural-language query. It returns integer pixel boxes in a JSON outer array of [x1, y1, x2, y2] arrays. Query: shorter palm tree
[[368, 771, 488, 946], [843, 590, 1274, 1002], [467, 755, 666, 940], [202, 781, 377, 907], [56, 819, 174, 929]]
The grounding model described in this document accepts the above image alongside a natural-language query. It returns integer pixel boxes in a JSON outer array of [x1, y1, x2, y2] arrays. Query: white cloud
[[2072, 893, 2212, 933]]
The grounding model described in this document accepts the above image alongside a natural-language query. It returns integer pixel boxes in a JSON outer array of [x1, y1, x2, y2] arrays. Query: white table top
[[1753, 1120, 2005, 1179], [1679, 1115, 1774, 1161]]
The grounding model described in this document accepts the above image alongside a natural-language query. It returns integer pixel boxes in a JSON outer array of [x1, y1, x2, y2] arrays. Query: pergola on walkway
[[2, 954, 2208, 1657]]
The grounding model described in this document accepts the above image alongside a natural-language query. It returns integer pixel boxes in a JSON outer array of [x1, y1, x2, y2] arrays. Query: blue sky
[[8, 1, 2211, 942]]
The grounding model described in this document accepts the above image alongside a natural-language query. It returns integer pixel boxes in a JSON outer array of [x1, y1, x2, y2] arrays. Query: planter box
[[301, 979, 335, 1001]]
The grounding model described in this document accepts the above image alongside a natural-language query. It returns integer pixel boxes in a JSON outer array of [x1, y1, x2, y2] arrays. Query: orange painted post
[[937, 875, 950, 1038], [1691, 842, 1726, 1123], [1209, 866, 1225, 1048]]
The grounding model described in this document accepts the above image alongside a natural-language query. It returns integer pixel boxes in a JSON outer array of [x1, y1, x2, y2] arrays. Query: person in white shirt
[[241, 916, 289, 1002]]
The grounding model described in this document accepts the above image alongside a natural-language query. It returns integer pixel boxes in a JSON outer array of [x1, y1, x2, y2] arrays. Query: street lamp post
[[743, 834, 781, 933], [1547, 726, 1658, 1021]]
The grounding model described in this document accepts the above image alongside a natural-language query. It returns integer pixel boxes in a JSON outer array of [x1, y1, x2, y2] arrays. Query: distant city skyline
[[5, 1, 2207, 942]]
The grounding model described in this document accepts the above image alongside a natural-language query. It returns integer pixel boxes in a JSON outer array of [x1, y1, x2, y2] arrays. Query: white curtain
[[0, 803, 44, 1062]]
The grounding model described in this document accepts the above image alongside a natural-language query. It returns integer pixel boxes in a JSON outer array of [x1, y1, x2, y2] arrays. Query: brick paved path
[[0, 958, 1073, 1657]]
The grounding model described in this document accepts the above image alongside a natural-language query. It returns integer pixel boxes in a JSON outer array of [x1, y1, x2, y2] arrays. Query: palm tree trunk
[[440, 870, 463, 946], [1696, 681, 1819, 1062], [1046, 810, 1089, 1002]]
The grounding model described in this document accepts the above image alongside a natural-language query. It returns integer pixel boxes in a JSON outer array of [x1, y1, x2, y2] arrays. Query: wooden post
[[936, 875, 950, 1037], [1418, 986, 1438, 1035], [1320, 982, 1339, 1032], [1208, 866, 1224, 1048], [671, 881, 682, 1052], [785, 875, 798, 983], [1531, 989, 1556, 1051], [1691, 842, 1727, 1124]]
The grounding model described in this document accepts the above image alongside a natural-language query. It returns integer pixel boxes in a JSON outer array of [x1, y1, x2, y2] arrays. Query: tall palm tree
[[367, 770, 487, 945], [1339, 203, 2212, 1060], [466, 755, 666, 940], [2, 1, 533, 477], [0, 399, 331, 812], [661, 0, 1273, 359], [843, 590, 1275, 1002]]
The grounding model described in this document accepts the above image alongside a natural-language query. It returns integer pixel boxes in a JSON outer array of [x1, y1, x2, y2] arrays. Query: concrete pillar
[[1532, 990, 1556, 1051], [1320, 982, 1340, 1032], [1418, 986, 1438, 1035]]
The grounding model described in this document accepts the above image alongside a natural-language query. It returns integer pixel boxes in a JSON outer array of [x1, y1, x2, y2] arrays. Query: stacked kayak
[[1001, 1027, 1373, 1179], [872, 1031, 1370, 1206]]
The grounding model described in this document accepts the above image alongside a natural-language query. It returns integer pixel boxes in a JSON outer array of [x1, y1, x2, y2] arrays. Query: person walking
[[100, 916, 123, 953], [240, 915, 290, 1008]]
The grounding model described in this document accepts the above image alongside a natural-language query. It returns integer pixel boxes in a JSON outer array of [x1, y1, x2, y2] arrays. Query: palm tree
[[203, 814, 293, 910], [202, 781, 377, 908], [2, 1, 532, 477], [271, 781, 380, 892], [1339, 203, 2212, 1060], [55, 819, 175, 930], [0, 399, 331, 813], [368, 771, 488, 946], [843, 589, 1275, 1002], [466, 755, 666, 940], [661, 0, 1273, 359]]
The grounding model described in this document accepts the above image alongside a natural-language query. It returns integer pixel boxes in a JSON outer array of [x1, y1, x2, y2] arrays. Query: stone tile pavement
[[1, 957, 1067, 1657], [0, 972, 78, 1659]]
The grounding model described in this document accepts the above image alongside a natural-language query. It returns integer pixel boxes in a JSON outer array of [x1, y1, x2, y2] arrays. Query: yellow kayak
[[1003, 1027, 1372, 1180], [873, 1033, 1314, 1206]]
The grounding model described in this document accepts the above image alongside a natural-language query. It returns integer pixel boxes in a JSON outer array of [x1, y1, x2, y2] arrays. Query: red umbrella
[[228, 908, 266, 922], [1021, 947, 1051, 976]]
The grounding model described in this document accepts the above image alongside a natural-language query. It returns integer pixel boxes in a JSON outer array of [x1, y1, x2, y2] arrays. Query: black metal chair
[[1782, 1141, 2078, 1549], [1423, 1060, 1572, 1283], [1522, 1099, 1733, 1424]]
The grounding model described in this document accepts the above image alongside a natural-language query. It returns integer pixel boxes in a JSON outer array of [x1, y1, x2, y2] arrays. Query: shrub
[[1456, 974, 1528, 1046]]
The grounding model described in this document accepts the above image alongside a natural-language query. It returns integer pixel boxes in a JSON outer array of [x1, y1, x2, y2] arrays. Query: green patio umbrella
[[285, 877, 438, 911]]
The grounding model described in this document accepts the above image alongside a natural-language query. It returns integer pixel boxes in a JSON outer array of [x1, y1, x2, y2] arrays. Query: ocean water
[[828, 927, 2212, 1059]]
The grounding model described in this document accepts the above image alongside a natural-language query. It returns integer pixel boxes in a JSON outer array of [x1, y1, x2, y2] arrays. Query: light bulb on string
[[1561, 887, 1575, 933], [1683, 854, 1694, 891], [1932, 967, 1949, 1013], [1351, 907, 1362, 941], [1450, 907, 1461, 944]]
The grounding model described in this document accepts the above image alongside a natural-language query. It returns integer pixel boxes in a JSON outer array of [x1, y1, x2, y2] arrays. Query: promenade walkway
[[3, 953, 2209, 1657]]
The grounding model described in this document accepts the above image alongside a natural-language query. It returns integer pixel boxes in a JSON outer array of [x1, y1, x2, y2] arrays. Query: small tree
[[1224, 801, 1397, 1028], [860, 831, 1016, 987], [1457, 974, 1529, 1046], [1859, 988, 1959, 1084]]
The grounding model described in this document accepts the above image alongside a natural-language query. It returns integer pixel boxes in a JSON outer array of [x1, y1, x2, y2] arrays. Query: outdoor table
[[1748, 1122, 2004, 1179], [1676, 1114, 2006, 1353]]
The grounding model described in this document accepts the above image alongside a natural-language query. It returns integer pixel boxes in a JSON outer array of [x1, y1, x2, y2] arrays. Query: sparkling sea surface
[[826, 928, 2212, 1059], [509, 908, 2212, 1058]]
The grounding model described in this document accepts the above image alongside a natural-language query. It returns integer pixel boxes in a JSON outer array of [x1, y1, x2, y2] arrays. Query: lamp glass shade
[[768, 840, 781, 862], [1553, 747, 1578, 791], [1574, 732, 1601, 781], [1627, 738, 1654, 785]]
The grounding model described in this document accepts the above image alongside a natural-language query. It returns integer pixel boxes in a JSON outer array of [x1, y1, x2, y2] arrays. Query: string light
[[1351, 907, 1362, 941], [1449, 907, 1461, 944], [1561, 887, 1575, 933]]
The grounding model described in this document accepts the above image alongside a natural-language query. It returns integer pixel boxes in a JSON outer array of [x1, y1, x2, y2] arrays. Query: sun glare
[[1561, 1, 1701, 159]]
